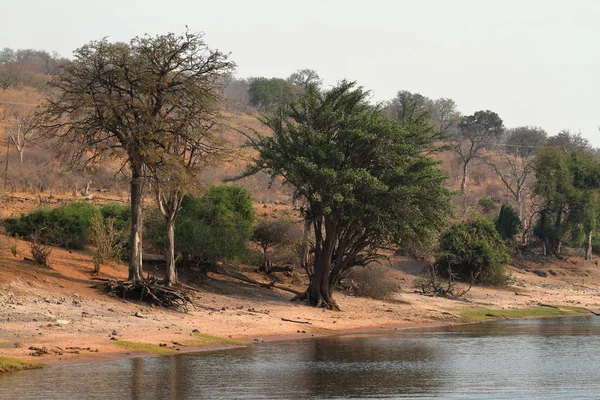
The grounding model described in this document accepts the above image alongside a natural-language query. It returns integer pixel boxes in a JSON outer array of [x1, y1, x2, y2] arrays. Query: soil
[[1, 231, 599, 367]]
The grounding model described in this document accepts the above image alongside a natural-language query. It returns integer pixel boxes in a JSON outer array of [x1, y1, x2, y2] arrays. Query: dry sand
[[1, 234, 599, 368]]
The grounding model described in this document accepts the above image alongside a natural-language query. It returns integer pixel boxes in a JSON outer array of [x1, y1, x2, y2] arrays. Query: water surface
[[1, 315, 600, 399]]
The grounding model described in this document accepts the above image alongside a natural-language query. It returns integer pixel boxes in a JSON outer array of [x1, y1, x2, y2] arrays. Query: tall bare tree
[[37, 31, 235, 282], [3, 108, 36, 168], [483, 126, 547, 223]]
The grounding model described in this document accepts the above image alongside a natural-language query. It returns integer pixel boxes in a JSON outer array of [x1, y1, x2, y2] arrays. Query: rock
[[192, 329, 200, 333], [111, 330, 118, 336]]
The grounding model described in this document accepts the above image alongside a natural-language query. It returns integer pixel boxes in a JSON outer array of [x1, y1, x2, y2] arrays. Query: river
[[1, 315, 600, 399]]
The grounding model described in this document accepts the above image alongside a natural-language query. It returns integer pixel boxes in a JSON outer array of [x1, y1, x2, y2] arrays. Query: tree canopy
[[243, 81, 452, 308], [37, 31, 235, 281]]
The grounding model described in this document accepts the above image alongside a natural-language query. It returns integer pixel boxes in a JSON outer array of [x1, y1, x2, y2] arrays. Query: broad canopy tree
[[244, 82, 451, 309], [37, 31, 234, 282]]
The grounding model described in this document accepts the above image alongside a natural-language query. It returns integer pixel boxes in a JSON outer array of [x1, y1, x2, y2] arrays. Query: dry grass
[[182, 333, 247, 347], [112, 340, 178, 355]]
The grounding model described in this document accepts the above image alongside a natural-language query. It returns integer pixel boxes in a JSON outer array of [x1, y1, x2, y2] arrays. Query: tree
[[287, 68, 322, 89], [453, 110, 504, 193], [533, 148, 600, 257], [483, 126, 547, 223], [252, 219, 297, 272], [37, 31, 234, 282], [248, 77, 303, 111], [548, 130, 590, 154], [3, 107, 37, 168], [243, 81, 451, 309], [495, 203, 522, 242], [152, 122, 226, 286]]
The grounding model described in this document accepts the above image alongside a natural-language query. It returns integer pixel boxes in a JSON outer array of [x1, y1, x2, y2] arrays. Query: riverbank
[[1, 237, 599, 370]]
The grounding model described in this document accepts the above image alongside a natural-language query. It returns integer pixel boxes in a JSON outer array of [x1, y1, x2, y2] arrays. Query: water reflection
[[1, 315, 600, 399]]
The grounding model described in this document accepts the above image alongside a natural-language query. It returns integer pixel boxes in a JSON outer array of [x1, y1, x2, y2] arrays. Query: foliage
[[243, 81, 452, 308], [478, 198, 497, 214], [88, 213, 128, 273], [437, 218, 510, 286], [345, 265, 398, 300], [495, 203, 522, 241], [533, 147, 600, 257], [147, 185, 254, 265], [5, 201, 99, 249], [287, 69, 322, 89], [252, 219, 300, 270], [248, 77, 303, 111], [37, 31, 235, 282]]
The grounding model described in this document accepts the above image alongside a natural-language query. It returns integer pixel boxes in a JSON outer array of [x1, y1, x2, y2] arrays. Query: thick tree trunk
[[164, 219, 177, 285], [306, 220, 337, 309], [128, 164, 144, 282], [585, 231, 594, 261], [460, 161, 468, 193]]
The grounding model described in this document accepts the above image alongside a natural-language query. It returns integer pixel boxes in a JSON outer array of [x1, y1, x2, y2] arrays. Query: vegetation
[[458, 305, 589, 323], [0, 356, 44, 374], [437, 218, 510, 286], [345, 265, 398, 300], [182, 333, 247, 347], [112, 341, 178, 355], [495, 203, 522, 241], [248, 77, 303, 111], [243, 81, 452, 308], [5, 201, 98, 249], [251, 219, 299, 272], [36, 31, 235, 282]]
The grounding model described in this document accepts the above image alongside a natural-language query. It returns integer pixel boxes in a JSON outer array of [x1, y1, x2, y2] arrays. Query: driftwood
[[210, 265, 304, 296], [91, 277, 193, 312], [281, 317, 312, 325]]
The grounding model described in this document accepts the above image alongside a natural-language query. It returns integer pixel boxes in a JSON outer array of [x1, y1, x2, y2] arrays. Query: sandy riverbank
[[1, 238, 599, 368]]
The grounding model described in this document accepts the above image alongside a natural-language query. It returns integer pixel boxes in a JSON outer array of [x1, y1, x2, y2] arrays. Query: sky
[[2, 0, 599, 147]]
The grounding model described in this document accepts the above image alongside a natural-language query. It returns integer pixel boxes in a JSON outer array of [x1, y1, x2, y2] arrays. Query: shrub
[[478, 198, 497, 215], [88, 213, 128, 273], [436, 218, 510, 286], [146, 185, 255, 266], [4, 201, 99, 249], [345, 265, 398, 300], [495, 203, 522, 241], [252, 219, 301, 271]]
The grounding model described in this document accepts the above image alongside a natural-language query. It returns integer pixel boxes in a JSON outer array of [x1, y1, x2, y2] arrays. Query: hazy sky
[[2, 0, 599, 146]]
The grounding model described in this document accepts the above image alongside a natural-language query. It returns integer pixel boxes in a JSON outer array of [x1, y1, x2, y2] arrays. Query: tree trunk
[[128, 164, 144, 282], [306, 220, 337, 309], [460, 161, 468, 193], [18, 149, 23, 169], [585, 231, 593, 261], [299, 219, 311, 272], [164, 218, 177, 285], [261, 245, 271, 273]]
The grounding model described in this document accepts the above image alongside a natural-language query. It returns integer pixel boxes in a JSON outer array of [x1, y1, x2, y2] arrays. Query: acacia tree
[[37, 31, 234, 282], [244, 82, 451, 309], [287, 68, 322, 89], [452, 110, 504, 193]]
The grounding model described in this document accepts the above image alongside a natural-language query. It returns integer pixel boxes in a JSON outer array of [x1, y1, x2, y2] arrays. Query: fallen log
[[210, 266, 304, 296], [281, 318, 312, 325]]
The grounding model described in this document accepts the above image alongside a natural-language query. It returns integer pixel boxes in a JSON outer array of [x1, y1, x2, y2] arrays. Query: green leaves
[[245, 81, 452, 276]]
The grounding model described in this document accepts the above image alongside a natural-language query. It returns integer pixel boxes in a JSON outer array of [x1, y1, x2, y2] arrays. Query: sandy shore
[[1, 239, 600, 368]]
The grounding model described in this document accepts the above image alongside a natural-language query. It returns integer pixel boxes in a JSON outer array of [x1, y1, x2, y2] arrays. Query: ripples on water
[[1, 315, 600, 399]]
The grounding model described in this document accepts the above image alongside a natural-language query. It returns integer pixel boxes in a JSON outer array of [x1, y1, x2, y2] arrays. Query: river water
[[1, 315, 600, 399]]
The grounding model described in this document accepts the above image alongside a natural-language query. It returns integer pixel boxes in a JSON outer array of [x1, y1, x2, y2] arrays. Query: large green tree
[[244, 82, 451, 309], [37, 31, 234, 282]]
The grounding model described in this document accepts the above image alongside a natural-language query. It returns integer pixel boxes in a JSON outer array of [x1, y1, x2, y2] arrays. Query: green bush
[[5, 201, 99, 249], [4, 201, 130, 251], [495, 203, 522, 241], [478, 198, 497, 215], [147, 185, 254, 265], [436, 218, 510, 286]]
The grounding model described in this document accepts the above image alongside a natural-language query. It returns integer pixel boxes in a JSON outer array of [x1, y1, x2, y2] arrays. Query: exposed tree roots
[[91, 278, 193, 312]]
